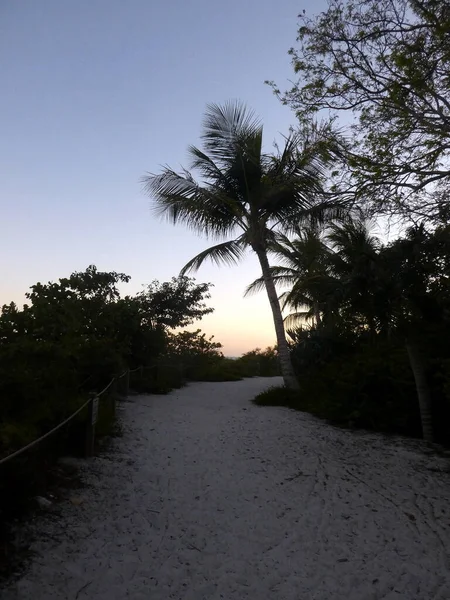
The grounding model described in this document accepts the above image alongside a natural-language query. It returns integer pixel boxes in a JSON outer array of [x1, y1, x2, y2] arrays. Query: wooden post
[[179, 362, 184, 386], [111, 378, 118, 418], [125, 370, 130, 397], [85, 395, 98, 457], [154, 363, 159, 389]]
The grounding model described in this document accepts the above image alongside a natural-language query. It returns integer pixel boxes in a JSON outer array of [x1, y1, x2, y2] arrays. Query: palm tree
[[381, 226, 437, 442], [327, 220, 438, 441], [143, 101, 339, 389], [246, 218, 378, 335], [245, 225, 338, 330], [326, 219, 382, 335]]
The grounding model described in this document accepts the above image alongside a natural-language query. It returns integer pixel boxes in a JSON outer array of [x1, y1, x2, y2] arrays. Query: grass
[[251, 384, 364, 429], [252, 386, 300, 408], [251, 383, 423, 441]]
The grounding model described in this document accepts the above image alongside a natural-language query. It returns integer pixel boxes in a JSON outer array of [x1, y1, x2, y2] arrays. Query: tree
[[167, 329, 223, 359], [143, 101, 343, 389], [135, 276, 213, 329], [0, 267, 215, 453], [237, 346, 280, 377], [246, 219, 381, 333], [122, 276, 213, 368], [330, 221, 450, 440], [273, 0, 450, 217], [276, 219, 450, 441], [246, 225, 336, 329], [380, 225, 450, 441], [166, 329, 223, 380], [326, 220, 384, 336]]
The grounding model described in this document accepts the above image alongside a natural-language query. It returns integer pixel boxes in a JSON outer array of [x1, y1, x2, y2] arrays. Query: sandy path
[[3, 377, 450, 599]]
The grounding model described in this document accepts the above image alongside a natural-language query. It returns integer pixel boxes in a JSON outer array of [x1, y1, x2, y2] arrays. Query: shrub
[[235, 347, 280, 377], [129, 362, 185, 394], [0, 268, 216, 532], [252, 386, 299, 407], [193, 358, 244, 382], [253, 340, 423, 439]]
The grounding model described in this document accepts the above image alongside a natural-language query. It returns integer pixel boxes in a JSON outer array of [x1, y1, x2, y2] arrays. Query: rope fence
[[0, 360, 185, 467], [0, 369, 131, 466], [0, 398, 93, 467]]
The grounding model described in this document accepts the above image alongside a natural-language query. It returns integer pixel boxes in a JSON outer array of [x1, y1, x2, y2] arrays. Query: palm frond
[[293, 198, 351, 230], [244, 277, 267, 297], [284, 310, 315, 330], [258, 126, 354, 231], [180, 237, 246, 275], [279, 286, 315, 311], [327, 218, 380, 268], [271, 231, 294, 248], [143, 168, 239, 239], [244, 268, 298, 297], [201, 100, 262, 165], [258, 135, 329, 225], [188, 146, 229, 183]]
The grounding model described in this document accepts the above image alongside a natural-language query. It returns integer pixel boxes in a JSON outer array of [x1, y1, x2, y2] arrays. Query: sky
[[0, 0, 327, 356]]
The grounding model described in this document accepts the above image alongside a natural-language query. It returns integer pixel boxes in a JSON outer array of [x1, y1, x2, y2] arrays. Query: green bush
[[0, 268, 217, 532], [253, 340, 423, 439], [252, 386, 299, 407], [129, 362, 185, 394], [0, 269, 214, 458], [193, 358, 244, 382], [234, 347, 280, 377]]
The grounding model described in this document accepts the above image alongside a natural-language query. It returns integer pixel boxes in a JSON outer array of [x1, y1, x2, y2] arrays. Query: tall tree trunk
[[406, 341, 434, 443], [255, 248, 299, 390], [314, 302, 322, 328]]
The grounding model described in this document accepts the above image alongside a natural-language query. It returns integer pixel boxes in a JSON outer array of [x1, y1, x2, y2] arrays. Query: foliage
[[272, 0, 450, 218], [143, 100, 349, 389], [288, 335, 422, 435], [0, 267, 213, 457], [128, 363, 185, 395], [136, 277, 213, 329], [234, 347, 281, 377], [163, 338, 281, 383], [254, 219, 450, 444], [192, 346, 281, 381], [191, 358, 244, 382], [252, 338, 422, 436], [246, 225, 337, 329], [165, 329, 224, 381], [252, 386, 303, 408]]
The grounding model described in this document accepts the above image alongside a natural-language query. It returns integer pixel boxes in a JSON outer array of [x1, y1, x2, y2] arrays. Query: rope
[[0, 369, 130, 467], [0, 363, 183, 466], [0, 397, 92, 466], [96, 376, 116, 397]]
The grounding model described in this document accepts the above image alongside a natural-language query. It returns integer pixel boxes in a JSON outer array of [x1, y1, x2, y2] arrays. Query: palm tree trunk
[[255, 248, 299, 390], [314, 302, 321, 328], [406, 341, 434, 443]]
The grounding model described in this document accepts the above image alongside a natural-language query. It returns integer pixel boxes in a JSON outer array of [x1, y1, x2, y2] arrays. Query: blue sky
[[0, 0, 326, 355]]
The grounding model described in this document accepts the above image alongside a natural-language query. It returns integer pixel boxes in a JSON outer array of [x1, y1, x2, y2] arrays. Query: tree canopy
[[259, 219, 450, 442], [0, 267, 213, 455], [272, 0, 450, 218]]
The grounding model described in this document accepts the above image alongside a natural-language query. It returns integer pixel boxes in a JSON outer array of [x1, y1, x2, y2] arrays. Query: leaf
[[180, 237, 246, 275]]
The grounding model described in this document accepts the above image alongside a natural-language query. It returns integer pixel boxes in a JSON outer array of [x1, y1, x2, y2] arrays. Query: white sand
[[3, 377, 450, 599]]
